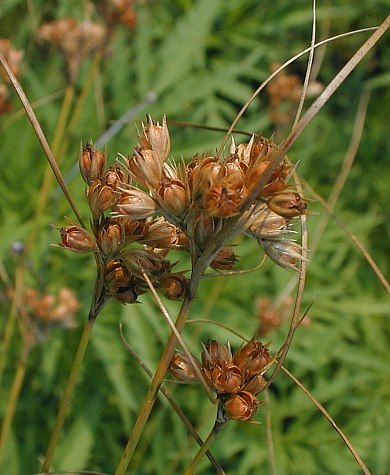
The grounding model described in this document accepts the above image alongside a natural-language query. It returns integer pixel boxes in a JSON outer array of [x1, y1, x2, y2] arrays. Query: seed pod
[[141, 218, 182, 249], [58, 224, 97, 254], [169, 351, 200, 382], [188, 156, 222, 199], [242, 374, 266, 395], [97, 219, 124, 256], [210, 246, 238, 271], [79, 142, 106, 184], [138, 116, 171, 163], [121, 248, 171, 281], [204, 362, 242, 393], [104, 260, 141, 304], [267, 191, 307, 218], [104, 166, 128, 189], [158, 273, 189, 300], [260, 238, 308, 271], [87, 179, 119, 217], [157, 178, 189, 218], [115, 187, 156, 220], [223, 391, 260, 421], [201, 340, 232, 369], [234, 340, 271, 377], [128, 149, 163, 190], [203, 184, 244, 217], [244, 207, 288, 239]]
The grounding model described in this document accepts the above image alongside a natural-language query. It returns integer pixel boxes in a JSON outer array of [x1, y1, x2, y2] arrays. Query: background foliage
[[0, 1, 389, 474]]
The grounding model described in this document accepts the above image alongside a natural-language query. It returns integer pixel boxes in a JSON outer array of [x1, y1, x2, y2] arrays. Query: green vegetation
[[0, 1, 389, 474]]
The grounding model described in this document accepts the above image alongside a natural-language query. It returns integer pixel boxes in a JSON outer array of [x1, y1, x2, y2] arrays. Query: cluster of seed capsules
[[170, 340, 272, 421], [59, 116, 307, 304]]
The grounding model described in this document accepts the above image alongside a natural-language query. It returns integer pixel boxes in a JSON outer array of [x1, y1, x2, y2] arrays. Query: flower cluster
[[169, 340, 272, 421], [58, 116, 307, 305], [39, 17, 107, 83]]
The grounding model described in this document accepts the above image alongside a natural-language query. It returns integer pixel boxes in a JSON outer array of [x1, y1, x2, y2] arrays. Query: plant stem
[[114, 295, 193, 475], [40, 316, 95, 473], [0, 333, 32, 465], [184, 415, 227, 475]]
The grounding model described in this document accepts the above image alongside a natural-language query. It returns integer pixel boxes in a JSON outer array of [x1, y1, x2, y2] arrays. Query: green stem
[[40, 316, 95, 473], [0, 333, 32, 465], [184, 415, 227, 475], [114, 295, 193, 475]]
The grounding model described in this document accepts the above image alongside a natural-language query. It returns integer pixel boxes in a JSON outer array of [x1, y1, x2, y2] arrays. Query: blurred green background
[[0, 1, 389, 474]]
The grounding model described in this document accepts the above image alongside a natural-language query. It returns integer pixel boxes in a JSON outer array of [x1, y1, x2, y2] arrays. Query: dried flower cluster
[[58, 116, 307, 306], [0, 39, 24, 114], [39, 18, 107, 83], [58, 116, 307, 307], [256, 295, 311, 336], [170, 340, 272, 421]]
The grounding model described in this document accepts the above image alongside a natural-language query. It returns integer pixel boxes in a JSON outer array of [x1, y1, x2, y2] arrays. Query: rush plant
[[0, 2, 389, 474]]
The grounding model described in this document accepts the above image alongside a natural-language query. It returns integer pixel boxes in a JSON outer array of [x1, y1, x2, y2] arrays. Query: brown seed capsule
[[203, 184, 244, 217], [97, 219, 124, 256], [234, 340, 271, 377], [260, 238, 308, 271], [128, 149, 163, 190], [104, 260, 141, 304], [158, 273, 189, 300], [79, 142, 107, 184], [157, 178, 189, 218], [138, 116, 171, 163], [104, 166, 128, 189], [115, 187, 156, 220], [58, 224, 97, 254], [242, 374, 266, 395], [204, 362, 242, 393], [267, 191, 307, 218], [87, 180, 119, 217], [223, 391, 260, 421], [169, 351, 200, 382], [210, 246, 238, 271], [201, 340, 232, 370], [244, 206, 288, 239], [141, 218, 182, 249], [188, 156, 222, 199], [121, 248, 171, 281]]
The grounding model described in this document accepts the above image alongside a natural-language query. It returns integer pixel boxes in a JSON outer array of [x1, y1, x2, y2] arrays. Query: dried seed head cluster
[[0, 38, 24, 114], [10, 287, 80, 344], [39, 18, 107, 83], [57, 116, 307, 305], [170, 340, 272, 421]]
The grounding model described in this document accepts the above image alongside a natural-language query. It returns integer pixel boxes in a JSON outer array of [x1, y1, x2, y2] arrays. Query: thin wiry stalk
[[217, 26, 378, 156], [0, 264, 24, 392], [29, 85, 75, 249], [141, 271, 215, 402], [291, 0, 317, 129], [282, 366, 372, 475], [40, 317, 96, 473], [304, 181, 390, 294], [264, 390, 277, 475], [262, 169, 308, 391], [184, 417, 227, 475], [114, 293, 193, 475], [0, 51, 84, 228], [0, 332, 32, 463], [310, 90, 370, 254], [118, 325, 225, 474]]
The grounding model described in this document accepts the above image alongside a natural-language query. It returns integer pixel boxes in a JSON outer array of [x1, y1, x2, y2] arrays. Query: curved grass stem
[[40, 316, 96, 473], [114, 294, 193, 475], [0, 332, 32, 464], [184, 417, 227, 475]]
